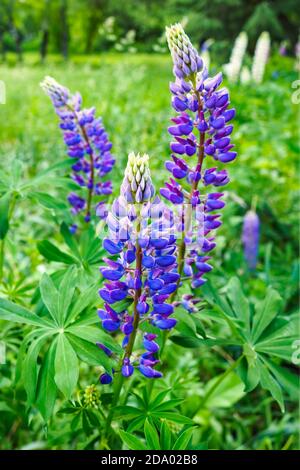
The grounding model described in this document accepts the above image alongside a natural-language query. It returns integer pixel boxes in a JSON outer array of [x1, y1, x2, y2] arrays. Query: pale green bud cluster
[[121, 152, 154, 203], [165, 23, 203, 78]]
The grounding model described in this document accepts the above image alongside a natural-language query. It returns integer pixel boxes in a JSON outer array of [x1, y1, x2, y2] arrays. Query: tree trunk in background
[[14, 28, 23, 62], [85, 0, 105, 54], [60, 0, 69, 60], [0, 33, 6, 62], [40, 0, 50, 63], [40, 28, 49, 62]]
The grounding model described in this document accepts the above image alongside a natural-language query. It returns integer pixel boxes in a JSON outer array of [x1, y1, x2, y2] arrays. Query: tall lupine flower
[[251, 32, 271, 84], [242, 210, 260, 271], [40, 76, 115, 230], [223, 32, 248, 83], [240, 66, 251, 85], [162, 24, 236, 292], [98, 152, 178, 382]]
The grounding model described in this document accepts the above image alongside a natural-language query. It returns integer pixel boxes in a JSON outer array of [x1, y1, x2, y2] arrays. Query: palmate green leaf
[[36, 339, 58, 421], [23, 330, 55, 405], [226, 277, 251, 337], [37, 240, 77, 265], [149, 389, 171, 409], [174, 307, 197, 337], [151, 412, 194, 425], [119, 430, 147, 451], [114, 405, 142, 420], [0, 192, 10, 239], [0, 298, 53, 327], [57, 266, 77, 325], [255, 336, 298, 361], [152, 399, 184, 412], [28, 192, 68, 211], [127, 416, 147, 433], [66, 324, 122, 354], [55, 334, 79, 399], [251, 287, 282, 343], [263, 357, 299, 401], [65, 283, 99, 327], [40, 273, 59, 324], [19, 159, 73, 191], [67, 333, 112, 373], [144, 419, 160, 450], [160, 421, 172, 450], [257, 358, 285, 412], [172, 426, 195, 450]]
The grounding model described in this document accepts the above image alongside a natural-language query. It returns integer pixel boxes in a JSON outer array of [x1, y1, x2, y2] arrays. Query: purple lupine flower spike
[[99, 152, 178, 382], [242, 210, 260, 271], [162, 24, 237, 290], [40, 76, 115, 230]]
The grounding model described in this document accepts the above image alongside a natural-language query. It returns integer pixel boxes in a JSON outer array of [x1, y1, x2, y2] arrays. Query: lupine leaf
[[144, 419, 160, 450], [28, 192, 68, 210], [113, 405, 142, 420], [55, 334, 78, 399], [172, 426, 195, 450], [23, 330, 54, 405], [36, 339, 58, 421], [151, 412, 194, 425], [40, 273, 59, 324], [0, 192, 10, 240], [257, 358, 284, 412], [119, 430, 147, 450], [57, 266, 77, 325], [226, 277, 251, 337], [0, 298, 53, 327], [37, 240, 77, 265], [262, 357, 299, 400], [65, 284, 99, 326], [160, 420, 172, 450], [251, 288, 282, 343], [66, 324, 122, 353], [67, 333, 112, 372]]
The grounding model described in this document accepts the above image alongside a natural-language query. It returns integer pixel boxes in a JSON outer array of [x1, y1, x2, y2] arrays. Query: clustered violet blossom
[[98, 153, 178, 383], [40, 76, 115, 232], [242, 210, 260, 271], [161, 24, 236, 290]]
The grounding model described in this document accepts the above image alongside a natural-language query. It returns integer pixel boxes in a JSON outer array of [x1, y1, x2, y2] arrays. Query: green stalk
[[193, 355, 244, 414], [152, 78, 205, 382], [105, 217, 142, 435]]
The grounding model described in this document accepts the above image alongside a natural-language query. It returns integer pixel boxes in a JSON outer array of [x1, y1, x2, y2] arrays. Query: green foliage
[[0, 267, 120, 419]]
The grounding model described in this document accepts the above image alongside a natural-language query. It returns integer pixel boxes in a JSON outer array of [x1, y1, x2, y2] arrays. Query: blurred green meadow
[[0, 52, 299, 450]]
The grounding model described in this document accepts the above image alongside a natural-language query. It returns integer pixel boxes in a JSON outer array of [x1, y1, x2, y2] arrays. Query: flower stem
[[67, 104, 95, 219], [194, 354, 244, 414], [157, 82, 206, 370], [105, 224, 142, 435]]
